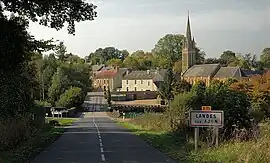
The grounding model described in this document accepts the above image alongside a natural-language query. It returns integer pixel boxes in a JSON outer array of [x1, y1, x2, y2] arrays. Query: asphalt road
[[31, 112, 176, 163]]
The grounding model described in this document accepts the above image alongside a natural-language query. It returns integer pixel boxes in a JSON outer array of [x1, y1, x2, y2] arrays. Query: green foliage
[[159, 64, 175, 104], [1, 0, 97, 34], [152, 34, 184, 63], [261, 48, 270, 68], [205, 81, 252, 137], [56, 87, 83, 108], [173, 79, 192, 95], [89, 47, 128, 64], [106, 58, 123, 67], [170, 92, 194, 130], [48, 67, 70, 105], [220, 50, 237, 65], [123, 56, 140, 69]]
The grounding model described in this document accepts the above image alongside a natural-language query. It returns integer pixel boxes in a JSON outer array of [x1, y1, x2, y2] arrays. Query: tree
[[1, 0, 97, 34], [48, 67, 70, 105], [131, 50, 154, 70], [220, 50, 237, 65], [173, 60, 182, 74], [89, 47, 129, 64], [106, 58, 123, 67], [261, 48, 270, 68], [173, 79, 192, 95], [158, 61, 175, 105], [152, 34, 205, 68], [123, 56, 140, 70], [55, 41, 67, 61], [56, 87, 83, 108], [152, 34, 184, 63], [205, 81, 251, 138]]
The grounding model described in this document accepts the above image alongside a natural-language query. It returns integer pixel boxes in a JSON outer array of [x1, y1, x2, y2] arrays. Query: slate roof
[[241, 69, 264, 77], [91, 64, 104, 71], [183, 64, 220, 77], [214, 67, 242, 79], [123, 69, 167, 81]]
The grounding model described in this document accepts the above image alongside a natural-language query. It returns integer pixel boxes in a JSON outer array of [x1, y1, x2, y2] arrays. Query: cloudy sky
[[28, 0, 270, 58]]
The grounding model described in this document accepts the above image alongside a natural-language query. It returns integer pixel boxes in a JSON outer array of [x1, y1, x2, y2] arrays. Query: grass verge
[[46, 117, 78, 126], [119, 119, 270, 163], [0, 118, 77, 163], [118, 121, 188, 162]]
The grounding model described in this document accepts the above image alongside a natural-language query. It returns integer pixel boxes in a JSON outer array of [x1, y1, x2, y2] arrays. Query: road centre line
[[93, 116, 106, 162]]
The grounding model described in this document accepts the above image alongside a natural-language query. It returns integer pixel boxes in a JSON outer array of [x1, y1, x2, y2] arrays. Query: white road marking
[[101, 154, 105, 162], [93, 116, 106, 162]]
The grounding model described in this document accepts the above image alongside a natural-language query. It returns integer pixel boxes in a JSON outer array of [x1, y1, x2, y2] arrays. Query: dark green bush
[[56, 87, 84, 108]]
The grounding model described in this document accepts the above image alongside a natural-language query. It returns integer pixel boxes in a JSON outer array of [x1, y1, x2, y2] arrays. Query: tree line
[[87, 37, 270, 73], [0, 0, 96, 151]]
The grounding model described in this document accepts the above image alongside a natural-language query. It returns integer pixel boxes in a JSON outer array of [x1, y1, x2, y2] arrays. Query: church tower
[[181, 12, 196, 74]]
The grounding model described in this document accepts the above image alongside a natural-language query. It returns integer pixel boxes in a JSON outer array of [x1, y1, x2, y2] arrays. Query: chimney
[[114, 66, 119, 72], [155, 67, 160, 74]]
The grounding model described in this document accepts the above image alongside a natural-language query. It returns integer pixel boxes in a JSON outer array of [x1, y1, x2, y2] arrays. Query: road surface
[[31, 112, 176, 163], [83, 92, 107, 112]]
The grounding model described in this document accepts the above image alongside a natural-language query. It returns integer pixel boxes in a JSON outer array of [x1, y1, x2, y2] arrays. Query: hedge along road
[[31, 112, 176, 163]]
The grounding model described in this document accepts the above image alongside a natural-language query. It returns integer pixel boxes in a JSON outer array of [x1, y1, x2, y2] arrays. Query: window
[[126, 87, 129, 92], [135, 87, 137, 91], [148, 81, 150, 86], [135, 80, 137, 84], [141, 80, 143, 84], [126, 80, 128, 84]]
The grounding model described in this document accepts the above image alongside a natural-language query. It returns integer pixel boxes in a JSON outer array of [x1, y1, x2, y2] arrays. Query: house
[[121, 69, 166, 92], [181, 13, 261, 85], [93, 67, 128, 91]]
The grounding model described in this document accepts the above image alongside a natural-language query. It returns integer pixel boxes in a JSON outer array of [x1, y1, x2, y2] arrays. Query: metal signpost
[[189, 106, 224, 151]]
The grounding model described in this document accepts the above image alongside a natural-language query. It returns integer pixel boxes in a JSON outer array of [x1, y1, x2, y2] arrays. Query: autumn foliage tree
[[230, 70, 270, 120]]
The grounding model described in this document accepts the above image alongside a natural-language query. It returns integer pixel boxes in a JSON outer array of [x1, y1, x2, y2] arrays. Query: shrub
[[170, 92, 194, 131], [130, 113, 171, 132], [56, 87, 84, 108], [0, 115, 35, 149], [204, 80, 252, 139]]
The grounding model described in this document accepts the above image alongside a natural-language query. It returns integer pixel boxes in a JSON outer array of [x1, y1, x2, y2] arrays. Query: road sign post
[[189, 110, 224, 151]]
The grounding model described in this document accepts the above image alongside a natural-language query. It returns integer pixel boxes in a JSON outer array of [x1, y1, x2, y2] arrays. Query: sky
[[28, 0, 270, 59]]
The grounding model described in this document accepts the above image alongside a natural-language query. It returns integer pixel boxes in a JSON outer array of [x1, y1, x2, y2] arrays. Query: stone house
[[93, 67, 128, 91], [121, 69, 167, 92]]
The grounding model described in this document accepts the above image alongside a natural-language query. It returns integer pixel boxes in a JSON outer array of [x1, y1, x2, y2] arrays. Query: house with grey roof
[[121, 69, 167, 92]]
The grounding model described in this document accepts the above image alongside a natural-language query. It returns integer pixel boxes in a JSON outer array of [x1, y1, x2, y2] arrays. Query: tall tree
[[261, 48, 270, 68], [159, 60, 175, 105], [55, 41, 67, 61], [220, 50, 237, 65], [1, 0, 97, 34], [152, 34, 184, 63]]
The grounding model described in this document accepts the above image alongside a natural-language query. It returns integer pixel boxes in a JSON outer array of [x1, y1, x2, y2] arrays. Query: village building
[[93, 67, 128, 91], [121, 69, 166, 92]]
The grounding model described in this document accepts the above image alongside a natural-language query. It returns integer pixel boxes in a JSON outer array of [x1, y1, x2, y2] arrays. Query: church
[[181, 14, 260, 86]]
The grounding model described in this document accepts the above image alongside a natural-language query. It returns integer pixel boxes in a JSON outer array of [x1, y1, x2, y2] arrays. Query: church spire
[[182, 11, 196, 74], [186, 11, 192, 45]]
